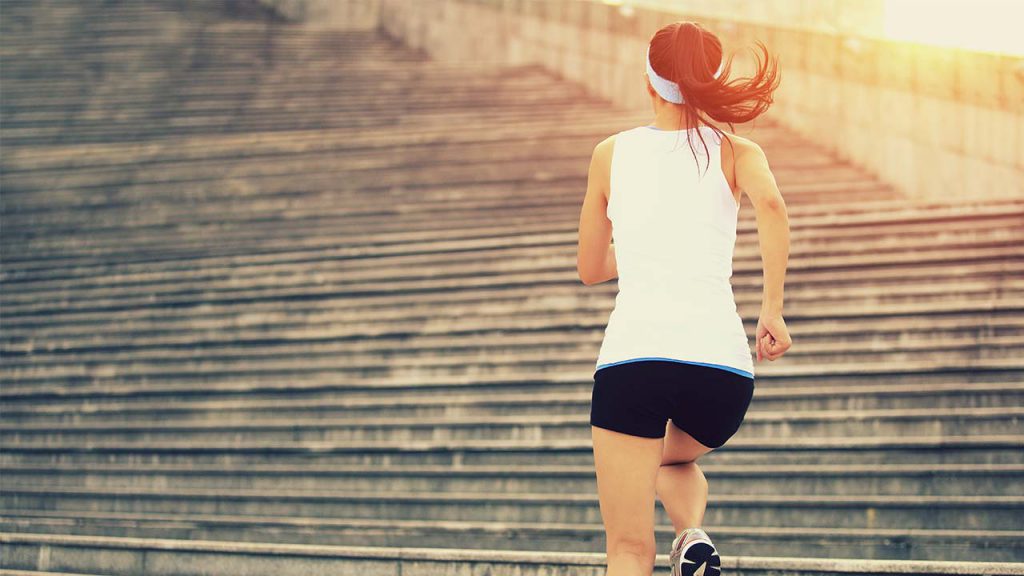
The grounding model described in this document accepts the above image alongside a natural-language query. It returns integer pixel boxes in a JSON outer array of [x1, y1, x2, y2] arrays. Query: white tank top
[[594, 125, 755, 379]]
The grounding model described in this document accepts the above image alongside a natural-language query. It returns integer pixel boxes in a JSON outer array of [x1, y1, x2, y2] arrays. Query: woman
[[576, 21, 792, 576]]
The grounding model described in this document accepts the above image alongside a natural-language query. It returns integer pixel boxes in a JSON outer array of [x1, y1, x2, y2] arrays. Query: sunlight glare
[[883, 0, 1024, 55]]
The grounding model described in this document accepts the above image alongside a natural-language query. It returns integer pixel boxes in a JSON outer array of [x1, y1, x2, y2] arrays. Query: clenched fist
[[756, 313, 792, 362]]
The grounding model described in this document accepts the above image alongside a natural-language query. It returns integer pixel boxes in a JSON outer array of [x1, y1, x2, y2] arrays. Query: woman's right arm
[[735, 138, 792, 362]]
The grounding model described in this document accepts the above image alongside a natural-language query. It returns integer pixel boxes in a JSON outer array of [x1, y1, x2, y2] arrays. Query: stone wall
[[274, 0, 1024, 202], [631, 0, 887, 36], [257, 0, 379, 29]]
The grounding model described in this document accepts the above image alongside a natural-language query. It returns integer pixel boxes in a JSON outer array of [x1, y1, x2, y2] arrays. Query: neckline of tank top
[[643, 125, 716, 133], [640, 125, 725, 146]]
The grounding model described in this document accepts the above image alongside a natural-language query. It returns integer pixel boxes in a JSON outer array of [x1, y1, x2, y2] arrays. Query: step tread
[[1, 381, 1021, 419], [4, 483, 1023, 507], [3, 461, 1023, 476], [4, 434, 1021, 452], [2, 405, 1023, 432], [2, 532, 1022, 575]]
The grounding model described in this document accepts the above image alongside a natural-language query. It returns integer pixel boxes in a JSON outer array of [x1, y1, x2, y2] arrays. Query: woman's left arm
[[577, 135, 618, 285]]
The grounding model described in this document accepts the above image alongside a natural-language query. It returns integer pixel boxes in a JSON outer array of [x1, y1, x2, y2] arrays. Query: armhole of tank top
[[714, 131, 740, 211], [607, 130, 625, 219]]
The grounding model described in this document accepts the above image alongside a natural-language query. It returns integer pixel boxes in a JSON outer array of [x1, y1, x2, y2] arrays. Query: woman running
[[576, 20, 792, 576]]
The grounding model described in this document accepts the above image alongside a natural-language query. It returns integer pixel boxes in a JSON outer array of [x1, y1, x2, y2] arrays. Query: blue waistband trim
[[595, 357, 754, 379]]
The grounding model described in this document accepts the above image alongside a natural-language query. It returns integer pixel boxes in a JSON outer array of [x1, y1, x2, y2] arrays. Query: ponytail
[[648, 21, 781, 176]]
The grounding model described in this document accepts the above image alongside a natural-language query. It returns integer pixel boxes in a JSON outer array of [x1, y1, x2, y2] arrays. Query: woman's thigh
[[661, 419, 716, 465], [591, 424, 665, 546]]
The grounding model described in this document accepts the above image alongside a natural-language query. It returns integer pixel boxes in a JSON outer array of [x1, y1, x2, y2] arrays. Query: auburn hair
[[647, 21, 781, 177]]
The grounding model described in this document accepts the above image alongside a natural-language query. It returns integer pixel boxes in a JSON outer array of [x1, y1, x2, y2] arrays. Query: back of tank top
[[594, 125, 755, 378]]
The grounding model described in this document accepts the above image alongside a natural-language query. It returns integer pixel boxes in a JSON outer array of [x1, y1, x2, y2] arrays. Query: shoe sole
[[676, 536, 721, 576]]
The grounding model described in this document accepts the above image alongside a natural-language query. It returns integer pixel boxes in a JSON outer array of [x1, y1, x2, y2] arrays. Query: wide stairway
[[1, 1, 1023, 574]]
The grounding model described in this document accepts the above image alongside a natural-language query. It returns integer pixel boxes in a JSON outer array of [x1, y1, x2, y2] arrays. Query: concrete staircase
[[2, 0, 1023, 574]]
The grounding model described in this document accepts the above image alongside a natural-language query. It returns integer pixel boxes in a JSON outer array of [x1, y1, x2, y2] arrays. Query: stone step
[[3, 379, 1020, 423], [0, 17, 392, 37], [2, 183, 1007, 255], [0, 513, 1007, 565], [2, 303, 1015, 383], [2, 189, 993, 258], [0, 187, 1015, 245], [6, 313, 1019, 375], [0, 77, 630, 140], [2, 222, 1019, 308], [2, 406, 1022, 445], [2, 308, 1021, 383], [0, 53, 575, 78], [2, 260, 1018, 340], [0, 565, 103, 569], [3, 532, 1020, 574], [6, 187, 921, 264], [0, 1, 274, 21], [0, 168, 895, 235], [3, 186, 1016, 257], [0, 111, 787, 173], [0, 120, 809, 176], [3, 255, 1020, 340], [2, 228, 1015, 307], [0, 69, 600, 105], [0, 47, 540, 82], [3, 484, 1021, 531], [3, 357, 1020, 405], [0, 59, 569, 93], [1, 249, 1019, 326], [0, 566, 111, 576], [0, 39, 422, 62], [2, 93, 601, 140], [1, 462, 1019, 497], [2, 322, 1021, 385], [0, 132, 862, 193], [11, 177, 898, 238], [0, 65, 579, 101], [3, 289, 1019, 347], [0, 239, 1015, 305], [2, 175, 898, 251], [2, 323, 1021, 393], [0, 155, 988, 226], [2, 317, 1015, 389], [0, 142, 958, 198], [0, 123, 824, 183], [1, 435, 1020, 467], [0, 94, 625, 147], [0, 310, 1019, 384], [6, 196, 1016, 282], [6, 99, 628, 140], [0, 127, 864, 189], [2, 82, 597, 126], [0, 35, 419, 57], [0, 59, 572, 95]]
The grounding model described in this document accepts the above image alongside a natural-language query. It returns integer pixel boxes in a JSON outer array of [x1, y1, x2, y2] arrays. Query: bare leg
[[656, 461, 709, 532], [591, 425, 665, 576], [655, 422, 714, 534]]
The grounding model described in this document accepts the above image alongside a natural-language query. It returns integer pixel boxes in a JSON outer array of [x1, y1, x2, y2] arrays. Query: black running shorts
[[590, 359, 755, 448]]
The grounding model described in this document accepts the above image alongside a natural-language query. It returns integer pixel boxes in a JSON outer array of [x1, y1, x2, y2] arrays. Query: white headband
[[645, 45, 725, 104]]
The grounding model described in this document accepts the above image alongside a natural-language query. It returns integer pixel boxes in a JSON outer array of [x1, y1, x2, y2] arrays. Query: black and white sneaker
[[669, 527, 721, 576]]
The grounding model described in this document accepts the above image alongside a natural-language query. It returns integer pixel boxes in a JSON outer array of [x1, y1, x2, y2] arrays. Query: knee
[[606, 534, 657, 564], [663, 461, 709, 494]]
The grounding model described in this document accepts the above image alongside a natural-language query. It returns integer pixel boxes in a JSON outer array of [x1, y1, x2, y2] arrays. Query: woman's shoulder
[[593, 132, 617, 159], [716, 130, 762, 158]]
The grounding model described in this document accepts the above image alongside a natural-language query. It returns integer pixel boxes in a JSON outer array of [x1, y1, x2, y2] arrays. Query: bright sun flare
[[883, 0, 1024, 55]]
